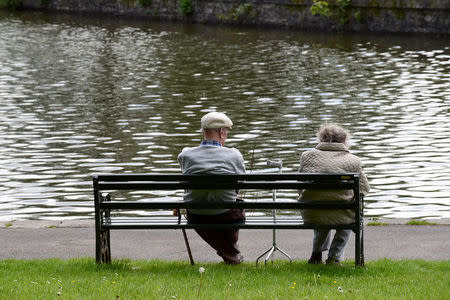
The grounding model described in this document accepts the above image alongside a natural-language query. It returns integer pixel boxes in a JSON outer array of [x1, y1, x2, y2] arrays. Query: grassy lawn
[[0, 258, 448, 299]]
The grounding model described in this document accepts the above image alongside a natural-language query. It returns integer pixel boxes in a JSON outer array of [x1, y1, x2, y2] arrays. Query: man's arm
[[233, 149, 246, 174]]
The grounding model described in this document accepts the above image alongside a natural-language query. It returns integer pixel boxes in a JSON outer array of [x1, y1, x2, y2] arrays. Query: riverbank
[[1, 219, 449, 262], [14, 0, 450, 34], [2, 218, 450, 229]]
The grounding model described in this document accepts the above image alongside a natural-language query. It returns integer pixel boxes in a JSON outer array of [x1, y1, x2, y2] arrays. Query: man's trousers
[[186, 208, 245, 264]]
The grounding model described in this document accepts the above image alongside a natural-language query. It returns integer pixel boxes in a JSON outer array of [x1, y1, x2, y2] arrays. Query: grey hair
[[317, 124, 350, 146], [202, 128, 222, 134]]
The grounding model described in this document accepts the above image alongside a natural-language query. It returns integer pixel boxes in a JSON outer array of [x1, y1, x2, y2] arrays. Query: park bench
[[93, 173, 364, 266]]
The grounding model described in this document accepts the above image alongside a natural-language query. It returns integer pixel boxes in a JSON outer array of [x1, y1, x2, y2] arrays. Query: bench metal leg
[[357, 194, 365, 267], [95, 230, 101, 263], [361, 225, 365, 266], [94, 181, 104, 264], [95, 219, 110, 264], [95, 191, 111, 264], [354, 220, 365, 267], [355, 227, 361, 267], [95, 214, 101, 263], [355, 223, 365, 267], [100, 229, 111, 264]]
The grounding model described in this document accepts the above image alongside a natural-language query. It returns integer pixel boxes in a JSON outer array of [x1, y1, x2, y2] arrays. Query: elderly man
[[177, 112, 246, 265]]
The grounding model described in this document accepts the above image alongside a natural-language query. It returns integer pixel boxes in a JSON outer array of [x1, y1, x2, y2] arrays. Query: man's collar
[[200, 140, 223, 147]]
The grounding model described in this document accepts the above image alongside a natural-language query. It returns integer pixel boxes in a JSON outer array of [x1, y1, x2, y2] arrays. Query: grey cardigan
[[178, 144, 246, 215]]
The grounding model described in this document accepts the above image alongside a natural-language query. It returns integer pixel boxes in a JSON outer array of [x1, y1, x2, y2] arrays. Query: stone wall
[[20, 0, 450, 33]]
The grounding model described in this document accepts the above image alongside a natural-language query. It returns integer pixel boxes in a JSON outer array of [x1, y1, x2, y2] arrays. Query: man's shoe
[[308, 252, 323, 264], [224, 254, 244, 265]]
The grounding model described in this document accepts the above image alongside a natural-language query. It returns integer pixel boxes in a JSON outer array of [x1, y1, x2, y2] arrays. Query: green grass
[[406, 220, 438, 225], [0, 259, 449, 299]]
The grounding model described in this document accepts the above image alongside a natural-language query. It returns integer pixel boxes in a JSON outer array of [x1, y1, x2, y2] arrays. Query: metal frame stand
[[256, 160, 293, 266]]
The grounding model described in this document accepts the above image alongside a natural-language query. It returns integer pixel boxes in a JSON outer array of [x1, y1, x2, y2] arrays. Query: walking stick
[[177, 209, 195, 265], [182, 228, 195, 265]]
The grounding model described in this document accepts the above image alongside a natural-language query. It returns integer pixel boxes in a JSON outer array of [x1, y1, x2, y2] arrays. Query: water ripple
[[0, 11, 449, 220]]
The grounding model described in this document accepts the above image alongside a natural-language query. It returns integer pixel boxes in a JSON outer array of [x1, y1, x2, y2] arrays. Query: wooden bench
[[93, 173, 364, 266]]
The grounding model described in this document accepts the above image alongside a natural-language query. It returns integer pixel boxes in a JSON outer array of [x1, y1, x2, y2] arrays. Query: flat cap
[[201, 112, 233, 129]]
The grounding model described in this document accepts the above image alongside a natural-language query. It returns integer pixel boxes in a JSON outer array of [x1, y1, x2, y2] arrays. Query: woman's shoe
[[326, 258, 343, 266]]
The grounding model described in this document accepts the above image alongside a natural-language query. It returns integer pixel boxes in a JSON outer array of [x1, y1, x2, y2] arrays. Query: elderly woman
[[299, 124, 370, 264]]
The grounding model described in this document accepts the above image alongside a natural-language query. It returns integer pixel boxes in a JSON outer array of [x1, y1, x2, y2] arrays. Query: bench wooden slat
[[102, 221, 355, 230], [106, 216, 303, 224], [103, 216, 354, 230], [97, 181, 355, 190], [101, 224, 356, 230], [99, 201, 356, 210], [94, 173, 358, 182]]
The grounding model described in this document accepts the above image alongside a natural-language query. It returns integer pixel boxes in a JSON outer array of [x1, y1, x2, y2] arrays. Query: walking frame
[[256, 160, 293, 266]]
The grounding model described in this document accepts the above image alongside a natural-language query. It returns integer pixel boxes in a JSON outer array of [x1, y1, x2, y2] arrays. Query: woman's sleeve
[[298, 152, 306, 172], [298, 152, 307, 198], [359, 165, 370, 196]]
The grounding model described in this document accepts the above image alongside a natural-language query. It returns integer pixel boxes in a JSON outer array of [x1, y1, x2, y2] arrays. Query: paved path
[[1, 220, 449, 263]]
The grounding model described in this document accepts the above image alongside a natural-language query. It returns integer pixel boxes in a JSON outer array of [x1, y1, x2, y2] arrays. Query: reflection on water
[[0, 11, 449, 220]]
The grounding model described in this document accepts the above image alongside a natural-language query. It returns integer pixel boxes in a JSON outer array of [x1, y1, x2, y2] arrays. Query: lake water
[[0, 10, 449, 221]]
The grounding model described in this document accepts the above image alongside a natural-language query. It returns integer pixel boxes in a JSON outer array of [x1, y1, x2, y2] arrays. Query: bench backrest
[[93, 173, 361, 210]]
